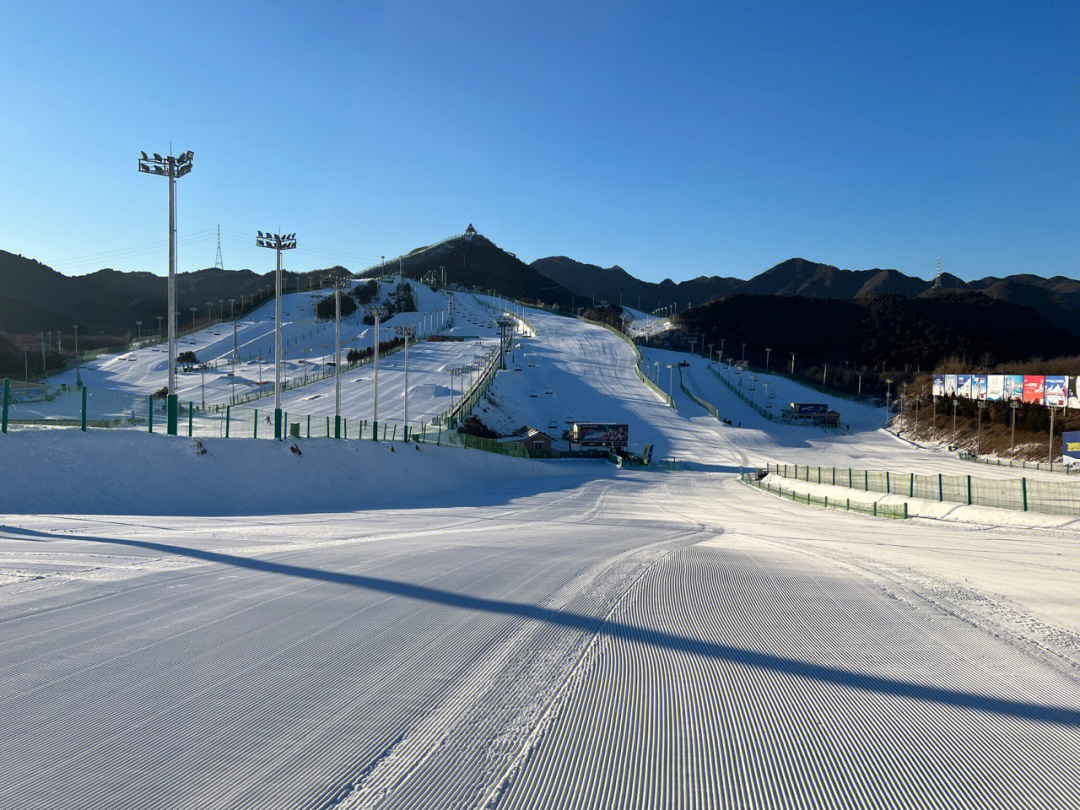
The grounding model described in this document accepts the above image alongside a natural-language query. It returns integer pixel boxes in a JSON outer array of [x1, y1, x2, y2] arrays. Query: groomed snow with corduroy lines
[[4, 306, 1080, 808]]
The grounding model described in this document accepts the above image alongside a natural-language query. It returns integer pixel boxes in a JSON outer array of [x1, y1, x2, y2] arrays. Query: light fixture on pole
[[365, 305, 381, 427], [396, 325, 416, 435], [139, 148, 192, 436], [765, 347, 771, 370], [326, 273, 349, 438], [256, 231, 297, 439]]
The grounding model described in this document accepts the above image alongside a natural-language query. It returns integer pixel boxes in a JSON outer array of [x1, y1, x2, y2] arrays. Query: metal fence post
[[1021, 478, 1028, 511], [372, 420, 379, 442], [226, 405, 231, 438], [167, 394, 178, 436], [873, 501, 877, 517], [885, 471, 890, 493], [254, 409, 258, 439], [865, 470, 869, 491], [188, 402, 193, 436], [909, 473, 914, 497], [938, 474, 943, 502], [967, 475, 972, 505], [2, 378, 10, 433], [148, 395, 153, 433], [81, 386, 87, 432], [903, 502, 908, 519]]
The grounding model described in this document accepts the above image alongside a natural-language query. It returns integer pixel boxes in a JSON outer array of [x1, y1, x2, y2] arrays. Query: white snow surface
[[4, 306, 1080, 808]]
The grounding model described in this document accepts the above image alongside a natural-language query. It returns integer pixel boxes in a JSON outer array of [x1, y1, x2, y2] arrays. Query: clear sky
[[1, 1, 1077, 283]]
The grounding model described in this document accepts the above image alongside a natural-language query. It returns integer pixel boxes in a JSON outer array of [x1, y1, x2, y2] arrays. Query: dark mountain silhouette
[[534, 254, 1080, 335], [530, 256, 741, 311], [363, 233, 575, 308], [0, 249, 348, 338], [674, 291, 1080, 372]]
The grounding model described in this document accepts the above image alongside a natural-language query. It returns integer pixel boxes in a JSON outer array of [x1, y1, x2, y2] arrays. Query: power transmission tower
[[215, 224, 224, 269]]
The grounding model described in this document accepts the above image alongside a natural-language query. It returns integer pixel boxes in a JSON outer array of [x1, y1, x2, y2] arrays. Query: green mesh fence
[[766, 462, 1080, 517], [740, 472, 907, 519]]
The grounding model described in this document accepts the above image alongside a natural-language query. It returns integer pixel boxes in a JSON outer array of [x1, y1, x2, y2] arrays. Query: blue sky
[[1, 1, 1077, 282]]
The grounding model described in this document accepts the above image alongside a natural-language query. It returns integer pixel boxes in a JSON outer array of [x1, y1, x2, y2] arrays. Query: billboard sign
[[791, 403, 828, 414], [1023, 375, 1045, 404], [932, 374, 945, 397], [1004, 375, 1024, 401], [1070, 377, 1080, 410], [973, 374, 988, 400], [1064, 431, 1080, 465], [987, 375, 1004, 401], [944, 375, 958, 396], [572, 423, 628, 448], [1046, 376, 1068, 408], [957, 374, 972, 398]]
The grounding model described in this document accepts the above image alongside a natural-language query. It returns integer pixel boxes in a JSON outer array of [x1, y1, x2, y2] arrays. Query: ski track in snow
[[4, 307, 1080, 808]]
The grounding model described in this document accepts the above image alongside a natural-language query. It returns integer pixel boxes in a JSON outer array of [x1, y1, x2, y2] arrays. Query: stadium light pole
[[952, 398, 958, 444], [325, 274, 348, 438], [667, 363, 675, 401], [73, 324, 78, 356], [139, 148, 192, 435], [977, 399, 985, 454], [1010, 400, 1019, 454], [365, 306, 382, 426], [765, 347, 771, 371], [790, 352, 795, 375], [1049, 405, 1057, 465], [157, 315, 163, 340], [396, 326, 416, 434], [207, 301, 213, 325], [136, 321, 142, 341], [256, 231, 297, 439]]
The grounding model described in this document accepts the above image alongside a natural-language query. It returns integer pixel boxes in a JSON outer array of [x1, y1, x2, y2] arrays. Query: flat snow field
[[4, 310, 1080, 808]]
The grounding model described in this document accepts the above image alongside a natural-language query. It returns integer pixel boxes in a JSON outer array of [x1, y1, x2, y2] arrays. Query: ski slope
[[4, 305, 1080, 808], [13, 283, 506, 426]]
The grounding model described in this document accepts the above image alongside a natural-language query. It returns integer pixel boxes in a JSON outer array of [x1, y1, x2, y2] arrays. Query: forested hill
[[673, 291, 1080, 371]]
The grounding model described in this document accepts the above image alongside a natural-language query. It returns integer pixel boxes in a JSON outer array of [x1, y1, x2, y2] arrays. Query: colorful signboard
[[1004, 375, 1024, 401], [987, 375, 1004, 401], [973, 374, 988, 400], [945, 375, 958, 396], [932, 374, 945, 397], [572, 423, 628, 448], [957, 374, 972, 398], [1070, 378, 1080, 410], [1022, 375, 1045, 404], [1064, 431, 1080, 464], [1046, 376, 1068, 408]]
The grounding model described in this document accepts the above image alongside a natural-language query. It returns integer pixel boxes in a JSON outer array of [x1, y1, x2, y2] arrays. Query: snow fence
[[740, 471, 908, 519], [767, 461, 1080, 517]]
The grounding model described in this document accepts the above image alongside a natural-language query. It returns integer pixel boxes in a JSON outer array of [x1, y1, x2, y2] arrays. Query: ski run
[[4, 299, 1080, 808]]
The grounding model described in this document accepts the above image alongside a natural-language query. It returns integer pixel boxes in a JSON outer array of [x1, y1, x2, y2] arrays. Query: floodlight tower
[[139, 148, 192, 435], [396, 325, 416, 433], [326, 274, 349, 438], [256, 231, 297, 439]]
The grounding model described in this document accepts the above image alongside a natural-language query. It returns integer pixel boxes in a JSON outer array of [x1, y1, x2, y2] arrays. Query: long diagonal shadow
[[7, 527, 1080, 728]]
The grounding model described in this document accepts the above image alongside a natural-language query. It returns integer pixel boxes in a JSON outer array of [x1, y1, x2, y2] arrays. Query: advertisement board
[[1045, 376, 1068, 408], [944, 375, 958, 396], [1023, 375, 1045, 404], [957, 374, 972, 398], [572, 423, 628, 448], [973, 374, 988, 400], [1004, 375, 1024, 401], [1063, 431, 1080, 465], [791, 403, 828, 414], [987, 375, 1004, 401], [1070, 377, 1080, 410], [932, 374, 945, 397]]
